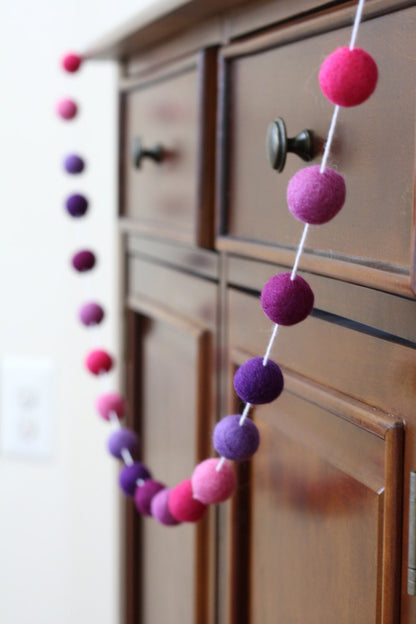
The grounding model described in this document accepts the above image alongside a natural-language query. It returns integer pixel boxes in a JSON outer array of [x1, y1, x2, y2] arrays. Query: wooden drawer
[[121, 50, 216, 248], [217, 5, 416, 296]]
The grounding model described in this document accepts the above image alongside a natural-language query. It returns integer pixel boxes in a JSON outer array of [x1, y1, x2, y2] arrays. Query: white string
[[216, 457, 226, 472], [291, 223, 310, 280], [263, 324, 279, 366], [320, 105, 340, 174], [349, 0, 366, 50]]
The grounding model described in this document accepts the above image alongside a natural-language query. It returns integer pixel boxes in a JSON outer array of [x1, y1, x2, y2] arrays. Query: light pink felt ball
[[192, 458, 237, 504], [95, 392, 125, 421], [56, 98, 78, 120], [319, 47, 378, 107]]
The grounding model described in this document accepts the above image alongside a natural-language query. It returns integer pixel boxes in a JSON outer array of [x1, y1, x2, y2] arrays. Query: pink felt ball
[[319, 47, 378, 107], [95, 392, 125, 420], [56, 98, 78, 120], [151, 488, 181, 526], [192, 459, 237, 504], [287, 165, 346, 225], [134, 480, 165, 516], [61, 52, 82, 73], [261, 272, 314, 326], [85, 349, 113, 375], [168, 479, 208, 523]]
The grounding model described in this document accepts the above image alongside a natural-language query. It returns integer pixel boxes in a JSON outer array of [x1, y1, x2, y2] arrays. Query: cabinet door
[[124, 257, 218, 624], [220, 287, 404, 624]]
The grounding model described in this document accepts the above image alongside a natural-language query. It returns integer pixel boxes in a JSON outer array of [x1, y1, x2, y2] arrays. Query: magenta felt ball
[[213, 414, 260, 461], [96, 392, 125, 420], [287, 166, 346, 225], [71, 250, 96, 272], [135, 480, 165, 516], [107, 429, 139, 460], [61, 52, 82, 73], [56, 98, 78, 120], [234, 357, 284, 405], [192, 459, 237, 504], [261, 273, 314, 326], [79, 302, 105, 326], [85, 349, 113, 375], [151, 488, 180, 526], [168, 479, 208, 523], [319, 47, 378, 107], [119, 462, 152, 497]]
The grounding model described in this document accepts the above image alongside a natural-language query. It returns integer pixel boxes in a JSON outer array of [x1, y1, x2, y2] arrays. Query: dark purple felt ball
[[71, 250, 96, 272], [287, 166, 346, 225], [134, 480, 166, 516], [107, 429, 139, 460], [151, 488, 180, 526], [213, 414, 260, 462], [234, 357, 284, 404], [119, 462, 152, 497], [63, 154, 85, 174], [79, 302, 105, 326], [65, 194, 88, 218], [261, 272, 314, 326], [319, 47, 378, 107]]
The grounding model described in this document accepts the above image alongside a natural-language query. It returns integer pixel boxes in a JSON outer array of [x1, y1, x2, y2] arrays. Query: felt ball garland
[[58, 0, 377, 530]]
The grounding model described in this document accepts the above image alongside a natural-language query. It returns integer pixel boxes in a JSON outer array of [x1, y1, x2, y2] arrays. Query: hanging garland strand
[[58, 0, 378, 526]]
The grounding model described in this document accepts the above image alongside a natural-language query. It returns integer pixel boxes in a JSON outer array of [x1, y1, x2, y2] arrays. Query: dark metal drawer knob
[[266, 118, 314, 173], [132, 137, 164, 169]]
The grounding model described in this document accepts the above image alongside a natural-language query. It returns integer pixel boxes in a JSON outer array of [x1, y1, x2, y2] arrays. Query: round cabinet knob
[[266, 118, 314, 173], [132, 137, 164, 169]]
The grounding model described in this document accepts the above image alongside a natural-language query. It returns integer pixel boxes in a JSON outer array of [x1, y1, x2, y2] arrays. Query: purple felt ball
[[71, 250, 96, 272], [119, 462, 152, 497], [261, 272, 314, 326], [287, 166, 346, 225], [65, 193, 88, 218], [63, 154, 85, 174], [234, 357, 284, 405], [79, 302, 105, 326], [107, 429, 139, 460], [151, 488, 180, 526], [192, 458, 237, 504], [319, 47, 378, 107], [213, 414, 260, 462], [134, 480, 165, 516]]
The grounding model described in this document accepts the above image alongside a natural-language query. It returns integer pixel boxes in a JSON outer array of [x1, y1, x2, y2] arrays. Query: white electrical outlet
[[0, 356, 55, 459]]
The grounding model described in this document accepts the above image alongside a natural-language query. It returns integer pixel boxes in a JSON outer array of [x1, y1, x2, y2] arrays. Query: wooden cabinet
[[86, 1, 416, 623]]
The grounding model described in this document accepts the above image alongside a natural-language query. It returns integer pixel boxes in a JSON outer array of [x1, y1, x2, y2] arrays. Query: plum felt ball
[[213, 414, 260, 462], [96, 392, 125, 420], [134, 480, 166, 516], [234, 357, 284, 405], [119, 462, 152, 497], [319, 47, 378, 107], [192, 459, 237, 504], [72, 250, 96, 272], [107, 429, 139, 460], [64, 154, 85, 174], [65, 194, 88, 218], [261, 273, 314, 326], [61, 52, 82, 73], [287, 166, 346, 225], [56, 98, 78, 120], [85, 349, 113, 375], [168, 479, 208, 523], [79, 302, 104, 326], [151, 488, 180, 526]]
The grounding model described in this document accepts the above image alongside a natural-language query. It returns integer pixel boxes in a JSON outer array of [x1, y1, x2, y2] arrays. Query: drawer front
[[121, 50, 216, 247], [218, 6, 416, 295]]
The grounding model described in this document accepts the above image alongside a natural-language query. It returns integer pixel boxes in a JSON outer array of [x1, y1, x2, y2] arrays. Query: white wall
[[0, 2, 155, 623]]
